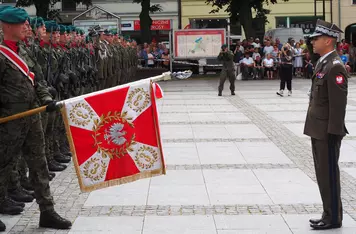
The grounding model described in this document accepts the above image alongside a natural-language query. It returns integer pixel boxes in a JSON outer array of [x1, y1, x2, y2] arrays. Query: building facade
[[331, 0, 356, 42], [264, 0, 331, 37], [10, 0, 178, 43]]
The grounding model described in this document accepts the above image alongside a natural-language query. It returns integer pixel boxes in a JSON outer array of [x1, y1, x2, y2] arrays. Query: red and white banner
[[0, 45, 35, 85], [134, 20, 171, 31], [61, 80, 165, 192]]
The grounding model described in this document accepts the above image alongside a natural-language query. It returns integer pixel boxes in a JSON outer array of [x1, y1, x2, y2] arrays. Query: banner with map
[[61, 80, 166, 192], [173, 29, 226, 59]]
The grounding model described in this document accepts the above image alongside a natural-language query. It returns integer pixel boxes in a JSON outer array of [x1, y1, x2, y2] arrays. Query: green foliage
[[16, 0, 92, 20], [205, 0, 289, 38]]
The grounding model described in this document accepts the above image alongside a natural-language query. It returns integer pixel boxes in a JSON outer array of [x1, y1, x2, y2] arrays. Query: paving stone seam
[[162, 138, 271, 143], [165, 164, 298, 170]]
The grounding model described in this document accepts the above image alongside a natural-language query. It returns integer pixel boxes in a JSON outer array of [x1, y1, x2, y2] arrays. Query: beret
[[59, 25, 67, 34], [110, 28, 118, 35], [30, 17, 45, 29], [221, 44, 227, 49], [44, 21, 59, 32], [0, 7, 29, 24]]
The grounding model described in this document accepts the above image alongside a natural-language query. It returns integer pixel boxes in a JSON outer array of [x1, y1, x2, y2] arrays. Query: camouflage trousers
[[0, 114, 54, 211], [9, 111, 49, 191]]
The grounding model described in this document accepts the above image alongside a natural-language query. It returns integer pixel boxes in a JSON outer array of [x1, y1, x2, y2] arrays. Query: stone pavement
[[4, 77, 356, 233]]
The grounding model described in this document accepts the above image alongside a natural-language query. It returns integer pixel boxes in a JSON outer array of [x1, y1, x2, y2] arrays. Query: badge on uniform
[[336, 75, 344, 85], [316, 72, 325, 79], [333, 60, 340, 64]]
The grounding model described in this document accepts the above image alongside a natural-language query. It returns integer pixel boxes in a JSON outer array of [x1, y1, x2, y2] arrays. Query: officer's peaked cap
[[310, 19, 343, 39]]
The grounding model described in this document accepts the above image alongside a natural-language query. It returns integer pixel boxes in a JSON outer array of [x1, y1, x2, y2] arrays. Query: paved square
[[8, 78, 356, 233]]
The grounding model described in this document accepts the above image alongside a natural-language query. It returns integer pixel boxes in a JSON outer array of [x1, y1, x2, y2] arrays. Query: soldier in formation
[[0, 5, 138, 232]]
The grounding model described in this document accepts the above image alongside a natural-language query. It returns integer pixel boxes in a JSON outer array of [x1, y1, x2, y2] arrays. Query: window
[[62, 0, 76, 12]]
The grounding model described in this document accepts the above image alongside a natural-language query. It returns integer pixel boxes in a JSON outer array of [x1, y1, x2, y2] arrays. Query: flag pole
[[0, 72, 171, 125]]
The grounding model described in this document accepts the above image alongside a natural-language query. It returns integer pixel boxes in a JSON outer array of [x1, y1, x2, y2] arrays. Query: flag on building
[[61, 80, 165, 192]]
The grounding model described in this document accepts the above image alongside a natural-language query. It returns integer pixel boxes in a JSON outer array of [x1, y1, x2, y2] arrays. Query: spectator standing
[[276, 43, 293, 96], [293, 42, 304, 77]]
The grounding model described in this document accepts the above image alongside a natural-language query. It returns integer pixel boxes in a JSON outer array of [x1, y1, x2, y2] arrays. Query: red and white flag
[[61, 80, 165, 192]]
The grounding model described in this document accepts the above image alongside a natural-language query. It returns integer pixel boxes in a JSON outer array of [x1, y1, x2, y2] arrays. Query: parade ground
[[4, 77, 356, 233]]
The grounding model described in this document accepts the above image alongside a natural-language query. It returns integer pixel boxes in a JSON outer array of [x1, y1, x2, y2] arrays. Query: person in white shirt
[[241, 52, 255, 80], [263, 40, 274, 57], [252, 47, 261, 60], [263, 53, 274, 80], [252, 38, 261, 48]]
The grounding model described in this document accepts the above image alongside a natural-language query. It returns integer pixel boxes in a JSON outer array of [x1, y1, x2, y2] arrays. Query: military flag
[[61, 79, 165, 192]]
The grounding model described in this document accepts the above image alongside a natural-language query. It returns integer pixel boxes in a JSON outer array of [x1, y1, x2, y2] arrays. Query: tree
[[205, 0, 289, 39], [133, 0, 162, 43], [16, 0, 92, 21]]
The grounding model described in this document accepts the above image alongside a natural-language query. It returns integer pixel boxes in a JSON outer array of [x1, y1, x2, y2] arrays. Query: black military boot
[[8, 187, 34, 203], [49, 172, 56, 181], [5, 196, 25, 208], [20, 177, 33, 191], [0, 219, 5, 232], [19, 186, 34, 197], [0, 197, 23, 215], [39, 210, 72, 229], [59, 144, 72, 157], [48, 160, 67, 172], [53, 153, 71, 164]]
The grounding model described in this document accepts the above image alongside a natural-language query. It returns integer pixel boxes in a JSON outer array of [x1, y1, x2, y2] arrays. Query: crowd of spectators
[[234, 37, 316, 80], [137, 42, 170, 69]]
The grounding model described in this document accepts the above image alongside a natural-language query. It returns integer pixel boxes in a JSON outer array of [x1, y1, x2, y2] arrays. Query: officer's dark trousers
[[311, 136, 343, 225], [279, 64, 292, 91], [218, 69, 235, 93], [0, 114, 54, 211]]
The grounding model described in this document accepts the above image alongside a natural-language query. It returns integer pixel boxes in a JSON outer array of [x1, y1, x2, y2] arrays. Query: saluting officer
[[304, 19, 348, 230]]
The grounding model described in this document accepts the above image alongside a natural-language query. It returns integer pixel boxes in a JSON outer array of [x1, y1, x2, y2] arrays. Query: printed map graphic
[[175, 30, 224, 58]]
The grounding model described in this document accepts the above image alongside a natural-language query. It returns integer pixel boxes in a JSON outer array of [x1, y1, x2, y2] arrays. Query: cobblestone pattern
[[225, 91, 356, 217], [166, 163, 298, 170], [72, 204, 327, 217]]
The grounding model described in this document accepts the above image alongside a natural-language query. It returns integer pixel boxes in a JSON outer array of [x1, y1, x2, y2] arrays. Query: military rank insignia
[[336, 75, 344, 85]]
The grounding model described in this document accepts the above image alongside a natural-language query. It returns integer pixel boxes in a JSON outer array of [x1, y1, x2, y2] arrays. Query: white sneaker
[[288, 90, 292, 96], [276, 90, 283, 97]]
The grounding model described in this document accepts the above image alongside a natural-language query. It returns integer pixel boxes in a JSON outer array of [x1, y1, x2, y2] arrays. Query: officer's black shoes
[[49, 172, 56, 181], [231, 92, 235, 95], [5, 197, 25, 208], [54, 153, 71, 164], [20, 178, 33, 191], [309, 218, 322, 224], [39, 210, 72, 229], [218, 92, 222, 96], [48, 161, 67, 172], [310, 221, 342, 230], [0, 219, 5, 232], [0, 198, 23, 215], [8, 188, 34, 203]]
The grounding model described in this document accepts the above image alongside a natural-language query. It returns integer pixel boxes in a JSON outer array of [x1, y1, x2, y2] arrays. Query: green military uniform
[[304, 19, 348, 230], [218, 44, 235, 96]]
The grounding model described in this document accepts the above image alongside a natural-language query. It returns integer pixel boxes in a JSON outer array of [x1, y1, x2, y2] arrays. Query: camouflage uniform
[[0, 42, 54, 211]]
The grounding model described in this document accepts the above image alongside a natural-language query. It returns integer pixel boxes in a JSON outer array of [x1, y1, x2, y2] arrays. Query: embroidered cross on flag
[[61, 80, 166, 192]]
